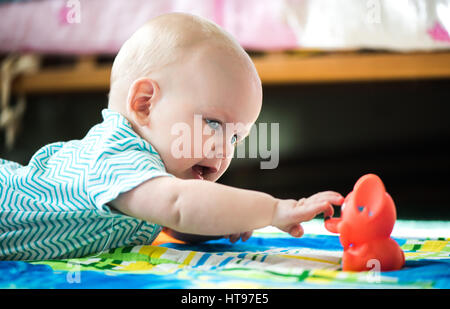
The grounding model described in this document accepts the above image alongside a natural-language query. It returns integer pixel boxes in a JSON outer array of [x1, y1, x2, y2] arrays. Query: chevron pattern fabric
[[0, 109, 172, 261]]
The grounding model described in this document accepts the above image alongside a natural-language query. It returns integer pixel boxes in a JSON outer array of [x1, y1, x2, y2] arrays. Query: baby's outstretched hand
[[272, 191, 344, 237]]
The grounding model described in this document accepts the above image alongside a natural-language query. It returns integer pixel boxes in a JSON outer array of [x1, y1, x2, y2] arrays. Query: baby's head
[[108, 13, 262, 181]]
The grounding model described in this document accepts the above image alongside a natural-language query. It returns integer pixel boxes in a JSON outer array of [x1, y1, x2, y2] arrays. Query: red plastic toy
[[324, 174, 405, 271]]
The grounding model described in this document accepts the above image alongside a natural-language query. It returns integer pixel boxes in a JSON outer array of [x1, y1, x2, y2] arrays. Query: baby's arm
[[110, 176, 343, 237]]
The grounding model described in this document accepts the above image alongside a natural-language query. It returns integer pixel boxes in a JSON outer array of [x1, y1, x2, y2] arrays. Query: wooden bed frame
[[7, 50, 450, 94]]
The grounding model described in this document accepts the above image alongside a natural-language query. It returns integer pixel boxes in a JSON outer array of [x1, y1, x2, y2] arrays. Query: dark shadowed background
[[2, 77, 449, 220]]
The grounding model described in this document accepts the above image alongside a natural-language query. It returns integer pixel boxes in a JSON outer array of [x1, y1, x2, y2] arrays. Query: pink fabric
[[222, 0, 297, 50], [428, 22, 450, 43], [0, 0, 298, 54], [1, 0, 448, 54]]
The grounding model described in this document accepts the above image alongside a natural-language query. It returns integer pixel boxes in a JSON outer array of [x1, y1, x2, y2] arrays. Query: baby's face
[[140, 45, 262, 181]]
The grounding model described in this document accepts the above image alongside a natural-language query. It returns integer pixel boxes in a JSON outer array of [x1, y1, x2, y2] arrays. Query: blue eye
[[205, 118, 238, 145], [205, 119, 221, 130]]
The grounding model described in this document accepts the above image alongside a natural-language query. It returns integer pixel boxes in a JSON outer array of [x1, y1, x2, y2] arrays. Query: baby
[[0, 13, 343, 261]]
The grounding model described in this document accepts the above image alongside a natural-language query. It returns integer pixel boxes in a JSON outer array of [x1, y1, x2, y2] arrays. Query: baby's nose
[[207, 137, 233, 159]]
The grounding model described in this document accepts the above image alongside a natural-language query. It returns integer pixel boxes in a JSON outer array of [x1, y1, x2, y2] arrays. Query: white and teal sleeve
[[86, 146, 172, 214]]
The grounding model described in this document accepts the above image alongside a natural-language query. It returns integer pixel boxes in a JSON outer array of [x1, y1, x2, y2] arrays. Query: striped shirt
[[0, 109, 172, 261]]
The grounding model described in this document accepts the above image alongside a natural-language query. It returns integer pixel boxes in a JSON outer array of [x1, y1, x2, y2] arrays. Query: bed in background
[[1, 1, 450, 149], [1, 219, 448, 289], [1, 0, 450, 140], [0, 0, 449, 54]]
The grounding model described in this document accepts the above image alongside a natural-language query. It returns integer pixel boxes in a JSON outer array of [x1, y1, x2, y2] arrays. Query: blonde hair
[[108, 13, 252, 110]]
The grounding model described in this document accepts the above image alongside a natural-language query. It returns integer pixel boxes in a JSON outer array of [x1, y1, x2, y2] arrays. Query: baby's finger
[[307, 201, 333, 220], [225, 234, 233, 242], [330, 194, 345, 205], [289, 224, 304, 238], [242, 231, 253, 242], [316, 192, 344, 205], [320, 202, 334, 218]]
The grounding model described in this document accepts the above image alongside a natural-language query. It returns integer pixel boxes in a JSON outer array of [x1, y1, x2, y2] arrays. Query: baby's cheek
[[216, 157, 232, 180]]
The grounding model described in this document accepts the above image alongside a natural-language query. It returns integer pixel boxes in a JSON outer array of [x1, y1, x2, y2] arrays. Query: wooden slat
[[253, 51, 450, 84], [12, 56, 111, 94], [9, 51, 450, 94]]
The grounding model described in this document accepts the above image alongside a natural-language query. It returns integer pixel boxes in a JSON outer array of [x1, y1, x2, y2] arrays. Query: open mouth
[[191, 165, 217, 180]]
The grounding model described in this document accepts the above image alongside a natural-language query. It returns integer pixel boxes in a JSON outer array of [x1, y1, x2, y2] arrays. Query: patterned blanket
[[1, 220, 449, 289]]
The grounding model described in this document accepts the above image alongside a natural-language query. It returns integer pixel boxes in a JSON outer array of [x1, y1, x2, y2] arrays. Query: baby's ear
[[352, 174, 386, 217], [127, 78, 158, 126]]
